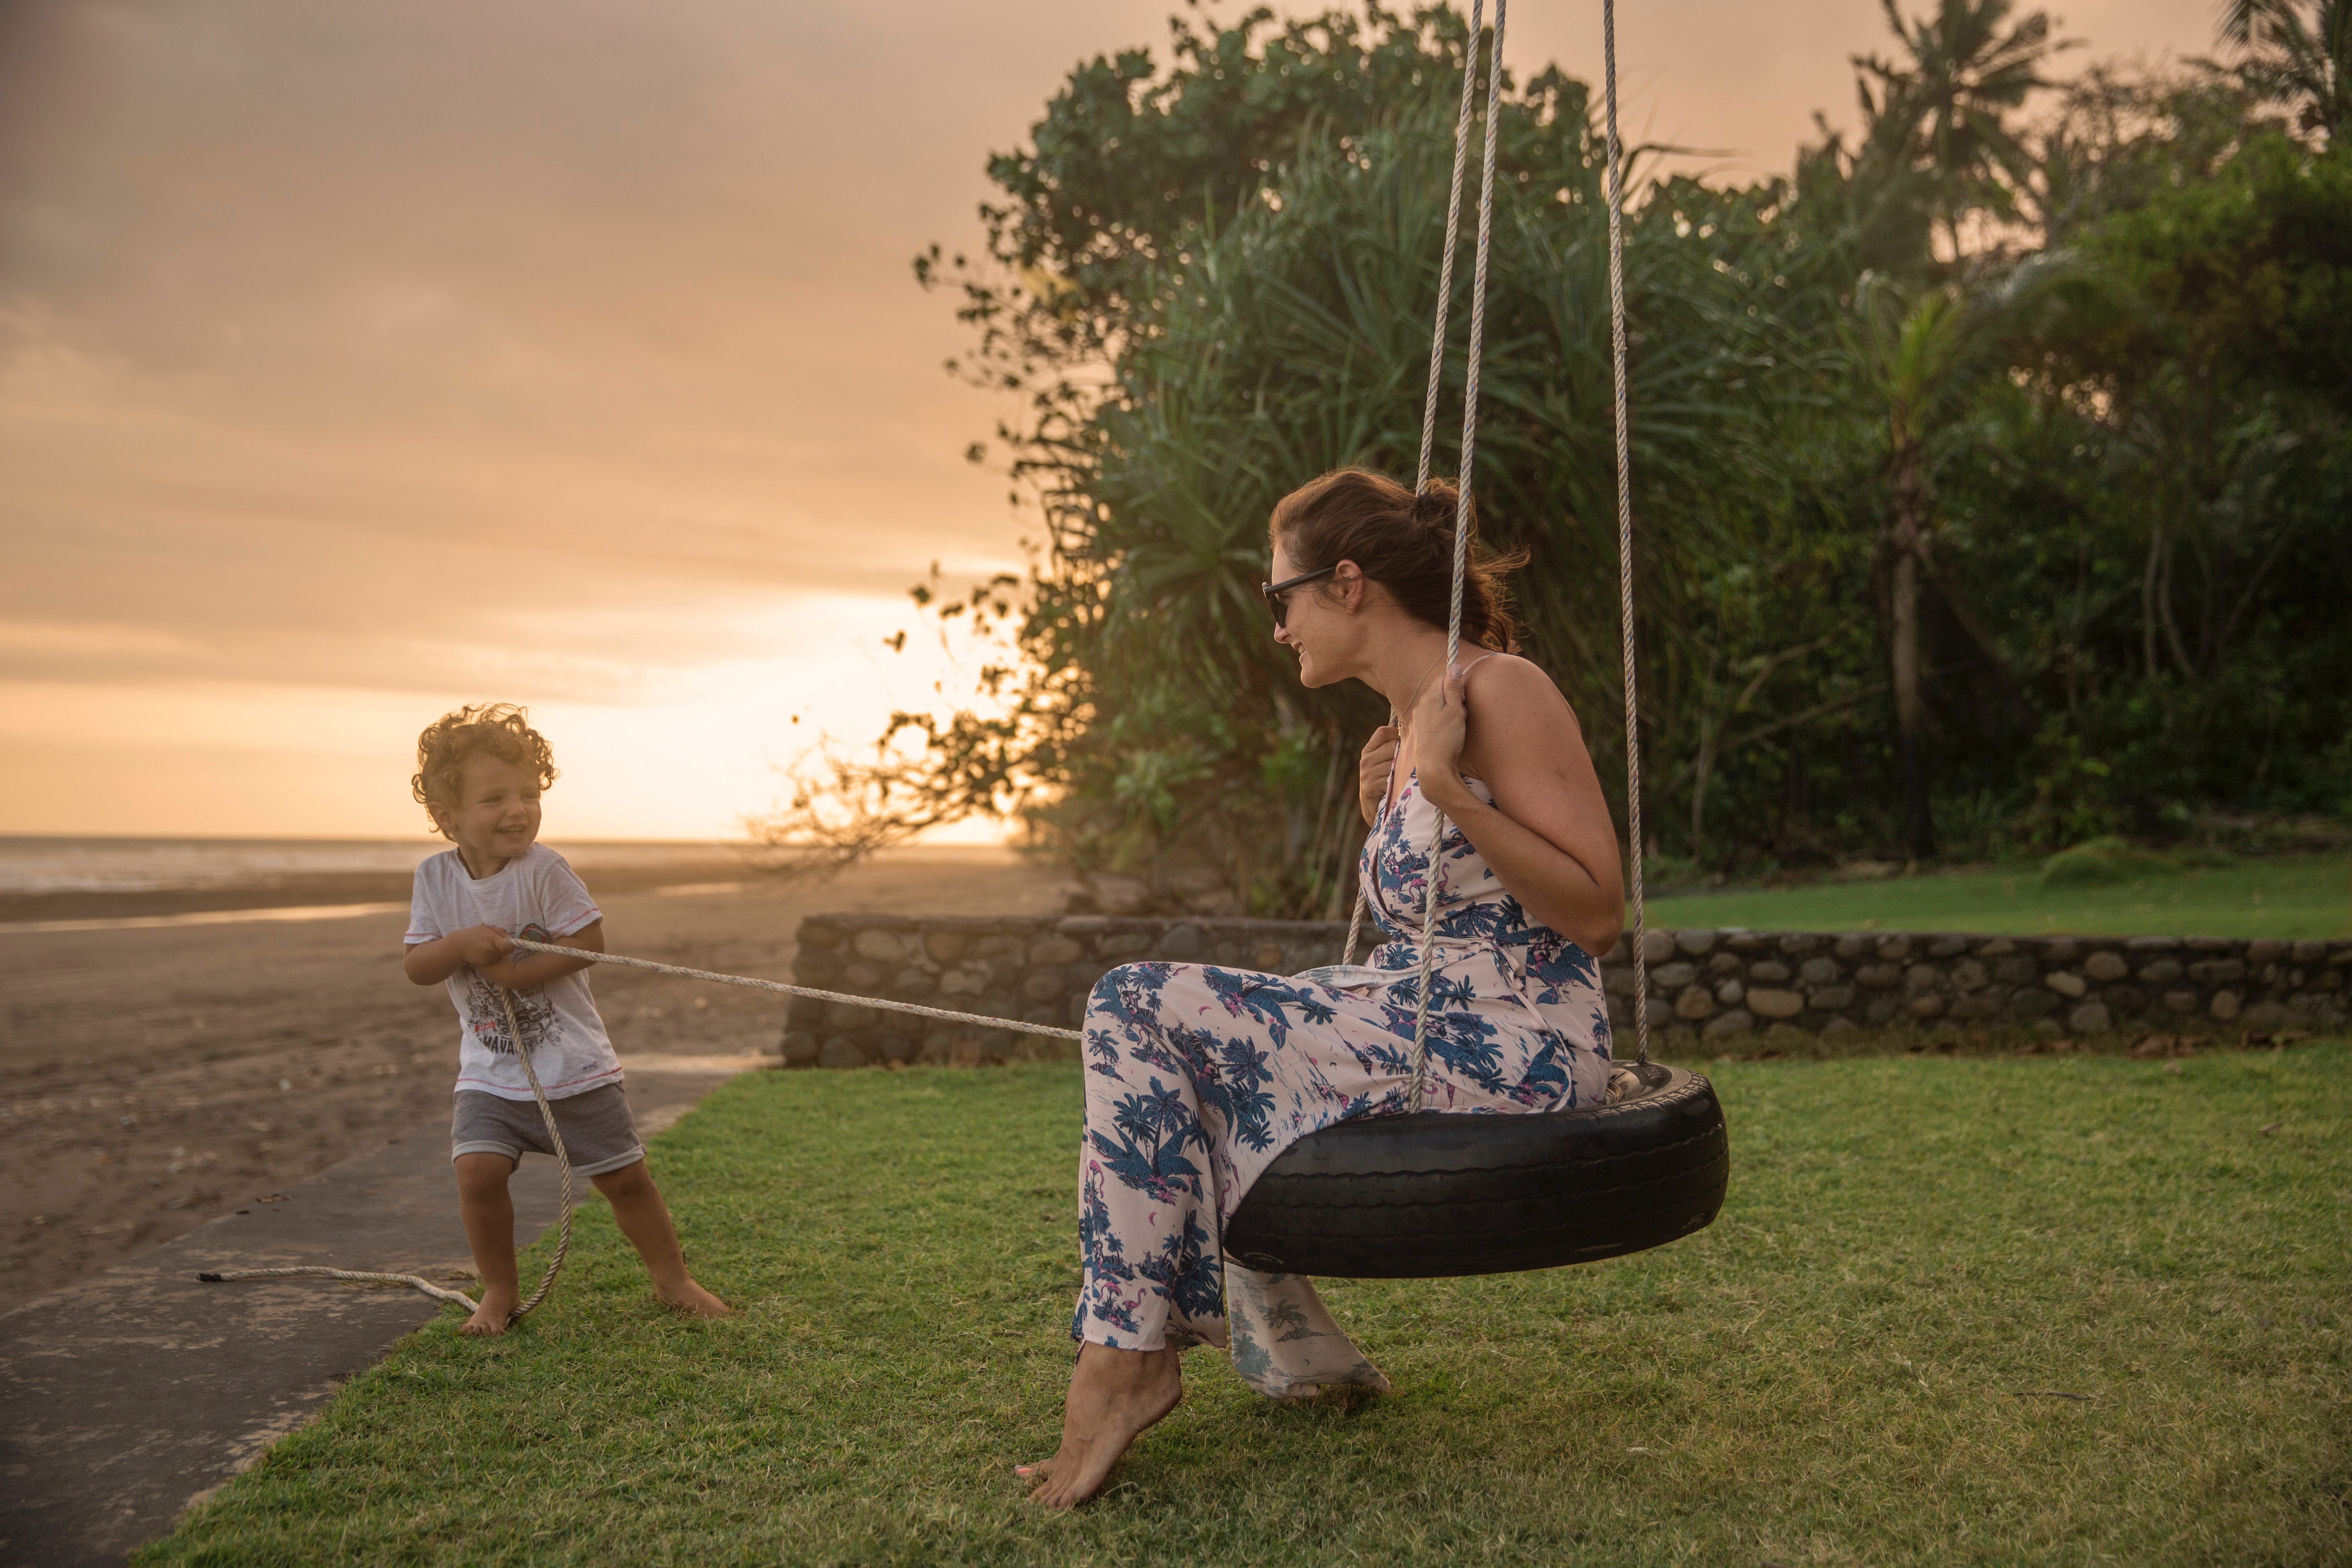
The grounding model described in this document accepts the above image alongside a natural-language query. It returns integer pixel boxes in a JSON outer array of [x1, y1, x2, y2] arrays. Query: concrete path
[[0, 1060, 762, 1568]]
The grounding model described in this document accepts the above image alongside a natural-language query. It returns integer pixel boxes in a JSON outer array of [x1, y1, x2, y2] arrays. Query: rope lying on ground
[[201, 987, 576, 1323]]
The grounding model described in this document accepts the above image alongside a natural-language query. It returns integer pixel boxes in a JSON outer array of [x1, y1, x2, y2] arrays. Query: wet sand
[[0, 847, 1074, 1312]]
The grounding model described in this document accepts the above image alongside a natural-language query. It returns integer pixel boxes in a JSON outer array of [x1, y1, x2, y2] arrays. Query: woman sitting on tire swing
[[1020, 466, 1628, 1508]]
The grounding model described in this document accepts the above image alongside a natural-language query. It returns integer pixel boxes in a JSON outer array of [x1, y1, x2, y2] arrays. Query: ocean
[[0, 836, 748, 896]]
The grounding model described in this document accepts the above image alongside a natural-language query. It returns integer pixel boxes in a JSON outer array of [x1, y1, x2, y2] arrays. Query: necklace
[[1392, 652, 1447, 735]]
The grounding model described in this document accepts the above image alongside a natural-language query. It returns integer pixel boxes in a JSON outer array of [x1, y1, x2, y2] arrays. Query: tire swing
[[1224, 0, 1730, 1281]]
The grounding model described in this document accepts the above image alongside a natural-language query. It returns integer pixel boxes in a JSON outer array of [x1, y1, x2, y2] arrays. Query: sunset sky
[[1, 0, 2224, 840]]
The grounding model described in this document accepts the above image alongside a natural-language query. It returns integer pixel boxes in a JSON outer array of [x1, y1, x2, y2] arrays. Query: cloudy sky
[[0, 0, 2222, 839]]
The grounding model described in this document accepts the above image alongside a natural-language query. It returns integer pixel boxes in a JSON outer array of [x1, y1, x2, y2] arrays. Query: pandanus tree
[[776, 3, 2351, 895], [784, 62, 1841, 913]]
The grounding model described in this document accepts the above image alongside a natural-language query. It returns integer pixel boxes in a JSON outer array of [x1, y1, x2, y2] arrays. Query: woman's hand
[[1357, 722, 1400, 825], [1407, 663, 1471, 806]]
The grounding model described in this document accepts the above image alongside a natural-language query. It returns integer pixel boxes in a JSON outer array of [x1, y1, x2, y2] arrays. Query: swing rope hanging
[[1340, 0, 1645, 1098], [1220, 0, 1726, 1281]]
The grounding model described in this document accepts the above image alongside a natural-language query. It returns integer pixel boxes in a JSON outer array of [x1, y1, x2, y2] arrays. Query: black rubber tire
[[1222, 1060, 1729, 1278]]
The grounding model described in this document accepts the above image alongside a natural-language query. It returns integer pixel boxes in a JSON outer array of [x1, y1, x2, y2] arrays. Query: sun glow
[[0, 591, 1018, 842]]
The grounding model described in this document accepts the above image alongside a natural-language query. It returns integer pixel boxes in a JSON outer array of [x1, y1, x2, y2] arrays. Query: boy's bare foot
[[460, 1287, 519, 1336], [1017, 1343, 1182, 1508], [655, 1279, 732, 1319]]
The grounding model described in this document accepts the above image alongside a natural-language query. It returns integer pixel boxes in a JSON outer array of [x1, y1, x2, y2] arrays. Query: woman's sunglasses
[[1260, 564, 1337, 628]]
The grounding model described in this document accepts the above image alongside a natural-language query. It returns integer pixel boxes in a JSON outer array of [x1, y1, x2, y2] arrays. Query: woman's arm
[[1357, 722, 1401, 826], [1408, 656, 1626, 957]]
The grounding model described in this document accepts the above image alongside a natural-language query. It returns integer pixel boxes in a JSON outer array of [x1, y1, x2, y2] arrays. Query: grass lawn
[[1648, 848, 2352, 940], [150, 1049, 2350, 1566]]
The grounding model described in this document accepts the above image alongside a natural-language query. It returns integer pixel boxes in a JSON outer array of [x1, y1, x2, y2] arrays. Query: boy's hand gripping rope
[[200, 987, 576, 1323]]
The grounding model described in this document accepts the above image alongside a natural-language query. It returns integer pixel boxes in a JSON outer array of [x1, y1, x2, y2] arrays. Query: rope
[[1343, 0, 1486, 971], [1415, 0, 1483, 497], [1404, 0, 1505, 1113], [497, 984, 575, 1318], [501, 939, 1084, 1042], [201, 986, 576, 1324], [1604, 0, 1650, 1064]]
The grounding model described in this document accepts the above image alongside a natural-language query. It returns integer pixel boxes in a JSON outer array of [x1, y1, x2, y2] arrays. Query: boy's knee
[[590, 1158, 653, 1200], [453, 1151, 514, 1199]]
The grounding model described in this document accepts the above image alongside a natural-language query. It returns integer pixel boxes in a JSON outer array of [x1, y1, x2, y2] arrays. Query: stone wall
[[780, 913, 2351, 1067]]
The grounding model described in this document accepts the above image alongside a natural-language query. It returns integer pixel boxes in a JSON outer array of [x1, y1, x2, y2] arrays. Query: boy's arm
[[470, 920, 604, 990], [404, 924, 515, 986]]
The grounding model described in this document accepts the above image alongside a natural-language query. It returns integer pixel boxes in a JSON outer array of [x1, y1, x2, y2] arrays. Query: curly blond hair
[[411, 703, 558, 837]]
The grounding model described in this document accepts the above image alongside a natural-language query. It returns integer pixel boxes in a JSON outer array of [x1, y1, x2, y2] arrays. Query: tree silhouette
[[2218, 0, 2350, 137], [1853, 0, 2076, 264], [1849, 251, 2079, 858]]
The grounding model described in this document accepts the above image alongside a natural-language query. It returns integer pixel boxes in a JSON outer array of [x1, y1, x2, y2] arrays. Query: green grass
[[1649, 848, 2352, 940], [150, 1051, 2350, 1566]]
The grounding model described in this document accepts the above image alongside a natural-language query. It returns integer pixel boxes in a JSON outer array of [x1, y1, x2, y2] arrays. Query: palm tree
[[2218, 0, 2352, 136], [1853, 0, 2075, 263], [1849, 252, 2076, 858]]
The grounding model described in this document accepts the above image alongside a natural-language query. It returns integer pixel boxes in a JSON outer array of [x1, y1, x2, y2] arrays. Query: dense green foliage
[[788, 2, 2352, 917], [149, 1050, 2350, 1564]]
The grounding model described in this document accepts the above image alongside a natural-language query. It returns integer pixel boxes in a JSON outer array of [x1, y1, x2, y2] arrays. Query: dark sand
[[0, 847, 1074, 1312]]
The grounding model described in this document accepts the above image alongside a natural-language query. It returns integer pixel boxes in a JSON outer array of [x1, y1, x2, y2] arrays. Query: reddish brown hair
[[411, 703, 558, 837], [1269, 468, 1524, 652]]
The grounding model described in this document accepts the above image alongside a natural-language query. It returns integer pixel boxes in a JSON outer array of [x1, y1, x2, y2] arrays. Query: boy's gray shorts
[[451, 1084, 644, 1177]]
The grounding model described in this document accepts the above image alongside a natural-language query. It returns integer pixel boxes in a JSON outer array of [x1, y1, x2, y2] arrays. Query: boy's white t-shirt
[[405, 844, 622, 1102]]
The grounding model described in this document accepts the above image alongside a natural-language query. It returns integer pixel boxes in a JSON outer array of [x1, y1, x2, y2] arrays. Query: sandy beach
[[0, 846, 1075, 1313]]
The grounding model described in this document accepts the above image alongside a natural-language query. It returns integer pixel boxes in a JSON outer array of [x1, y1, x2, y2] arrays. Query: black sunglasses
[[1260, 564, 1338, 627]]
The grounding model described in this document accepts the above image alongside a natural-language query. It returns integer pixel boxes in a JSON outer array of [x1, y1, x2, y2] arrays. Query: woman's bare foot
[[1017, 1343, 1183, 1508], [460, 1287, 518, 1336], [655, 1279, 732, 1319]]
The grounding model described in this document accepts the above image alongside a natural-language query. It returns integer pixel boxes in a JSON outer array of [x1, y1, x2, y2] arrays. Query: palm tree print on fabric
[[1067, 766, 1614, 1398]]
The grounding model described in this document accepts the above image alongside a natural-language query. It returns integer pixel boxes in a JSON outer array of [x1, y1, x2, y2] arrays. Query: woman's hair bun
[[1267, 468, 1523, 653]]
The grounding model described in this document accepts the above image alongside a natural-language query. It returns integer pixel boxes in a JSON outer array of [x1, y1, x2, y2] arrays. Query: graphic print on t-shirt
[[463, 971, 562, 1058], [408, 844, 622, 1100]]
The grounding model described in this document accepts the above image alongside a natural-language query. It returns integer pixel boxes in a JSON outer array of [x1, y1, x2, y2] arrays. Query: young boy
[[401, 702, 729, 1334]]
